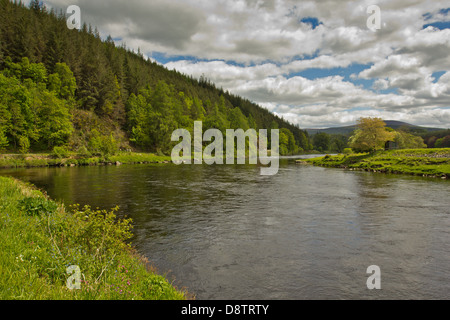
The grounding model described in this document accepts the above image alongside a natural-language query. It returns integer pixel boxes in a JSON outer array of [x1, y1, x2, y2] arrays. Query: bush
[[156, 148, 166, 157], [65, 205, 133, 279], [343, 148, 353, 155], [52, 146, 70, 159], [88, 130, 119, 158], [77, 146, 92, 158], [18, 136, 30, 154], [19, 197, 58, 217]]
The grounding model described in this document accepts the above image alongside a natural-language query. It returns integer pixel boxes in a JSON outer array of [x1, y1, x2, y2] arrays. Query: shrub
[[18, 136, 30, 154], [343, 148, 353, 155], [88, 130, 119, 158], [52, 146, 70, 159], [19, 197, 58, 217], [65, 205, 133, 278], [77, 146, 92, 158]]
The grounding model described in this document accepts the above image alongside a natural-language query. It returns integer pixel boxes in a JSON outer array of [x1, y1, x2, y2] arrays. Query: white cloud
[[37, 0, 450, 129]]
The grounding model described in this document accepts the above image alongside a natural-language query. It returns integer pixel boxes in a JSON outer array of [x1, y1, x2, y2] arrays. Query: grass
[[109, 153, 171, 165], [301, 148, 450, 178], [0, 152, 172, 169], [0, 176, 188, 300]]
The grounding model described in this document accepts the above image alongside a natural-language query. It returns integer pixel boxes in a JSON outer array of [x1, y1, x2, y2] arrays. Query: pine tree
[[29, 0, 42, 13]]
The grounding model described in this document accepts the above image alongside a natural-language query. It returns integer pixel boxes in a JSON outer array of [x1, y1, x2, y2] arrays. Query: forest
[[0, 0, 310, 157], [309, 127, 450, 153]]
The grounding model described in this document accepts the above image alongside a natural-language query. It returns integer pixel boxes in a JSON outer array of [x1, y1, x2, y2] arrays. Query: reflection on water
[[1, 159, 449, 300]]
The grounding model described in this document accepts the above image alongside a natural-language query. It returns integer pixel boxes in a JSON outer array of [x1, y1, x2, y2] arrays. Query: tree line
[[421, 129, 450, 148], [310, 118, 440, 153]]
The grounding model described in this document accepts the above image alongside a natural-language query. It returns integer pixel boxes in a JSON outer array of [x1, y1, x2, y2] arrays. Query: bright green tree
[[280, 128, 298, 155], [48, 62, 77, 100], [394, 131, 427, 149], [32, 89, 73, 148], [88, 129, 119, 157], [435, 136, 450, 148], [228, 107, 249, 130]]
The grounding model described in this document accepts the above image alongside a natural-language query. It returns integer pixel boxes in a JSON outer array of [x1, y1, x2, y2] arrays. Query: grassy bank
[[0, 176, 187, 300], [301, 148, 450, 178], [0, 152, 172, 169]]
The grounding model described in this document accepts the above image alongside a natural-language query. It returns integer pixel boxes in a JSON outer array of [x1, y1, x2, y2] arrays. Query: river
[[1, 156, 449, 300]]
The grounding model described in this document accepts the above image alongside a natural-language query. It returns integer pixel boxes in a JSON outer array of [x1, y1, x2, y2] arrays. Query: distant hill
[[306, 121, 446, 136]]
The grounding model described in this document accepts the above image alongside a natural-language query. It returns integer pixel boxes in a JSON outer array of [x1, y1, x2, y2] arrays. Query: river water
[[1, 157, 449, 300]]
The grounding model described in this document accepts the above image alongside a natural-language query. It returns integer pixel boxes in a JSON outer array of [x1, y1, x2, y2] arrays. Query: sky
[[31, 0, 450, 129]]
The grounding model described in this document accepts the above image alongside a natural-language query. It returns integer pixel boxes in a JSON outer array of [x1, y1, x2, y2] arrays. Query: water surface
[[2, 158, 449, 299]]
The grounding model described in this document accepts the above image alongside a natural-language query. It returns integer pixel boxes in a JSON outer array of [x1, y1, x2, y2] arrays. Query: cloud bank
[[39, 0, 450, 129]]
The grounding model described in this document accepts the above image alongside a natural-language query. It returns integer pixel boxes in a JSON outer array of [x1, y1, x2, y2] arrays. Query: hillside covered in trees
[[0, 0, 310, 156]]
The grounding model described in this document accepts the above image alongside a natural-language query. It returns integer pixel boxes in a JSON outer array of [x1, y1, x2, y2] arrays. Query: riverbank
[[0, 152, 172, 169], [300, 148, 450, 179], [0, 176, 188, 300], [0, 151, 322, 169]]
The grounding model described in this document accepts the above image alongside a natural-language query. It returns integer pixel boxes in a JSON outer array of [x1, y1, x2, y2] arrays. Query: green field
[[301, 148, 450, 178], [0, 176, 188, 300]]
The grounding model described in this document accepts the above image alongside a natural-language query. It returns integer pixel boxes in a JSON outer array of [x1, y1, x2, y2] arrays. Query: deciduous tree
[[349, 117, 395, 152]]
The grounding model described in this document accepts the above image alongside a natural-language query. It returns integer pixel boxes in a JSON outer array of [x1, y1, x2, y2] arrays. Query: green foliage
[[228, 107, 249, 130], [65, 205, 134, 279], [279, 128, 300, 155], [0, 176, 186, 300], [0, 127, 8, 150], [32, 89, 73, 148], [349, 118, 395, 153], [394, 130, 427, 149], [3, 57, 47, 84], [19, 196, 58, 217], [343, 148, 353, 155], [306, 148, 450, 178], [435, 136, 450, 148], [0, 1, 310, 155], [18, 135, 30, 153], [76, 145, 92, 158], [330, 134, 348, 153], [48, 63, 77, 100], [88, 129, 119, 158], [313, 132, 331, 152], [0, 64, 73, 151], [52, 146, 70, 159], [422, 129, 450, 148]]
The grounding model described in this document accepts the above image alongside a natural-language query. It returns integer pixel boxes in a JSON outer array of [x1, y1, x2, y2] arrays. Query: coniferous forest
[[0, 0, 310, 156]]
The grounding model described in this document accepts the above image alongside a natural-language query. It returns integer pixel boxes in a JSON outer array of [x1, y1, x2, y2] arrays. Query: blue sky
[[34, 0, 450, 129]]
